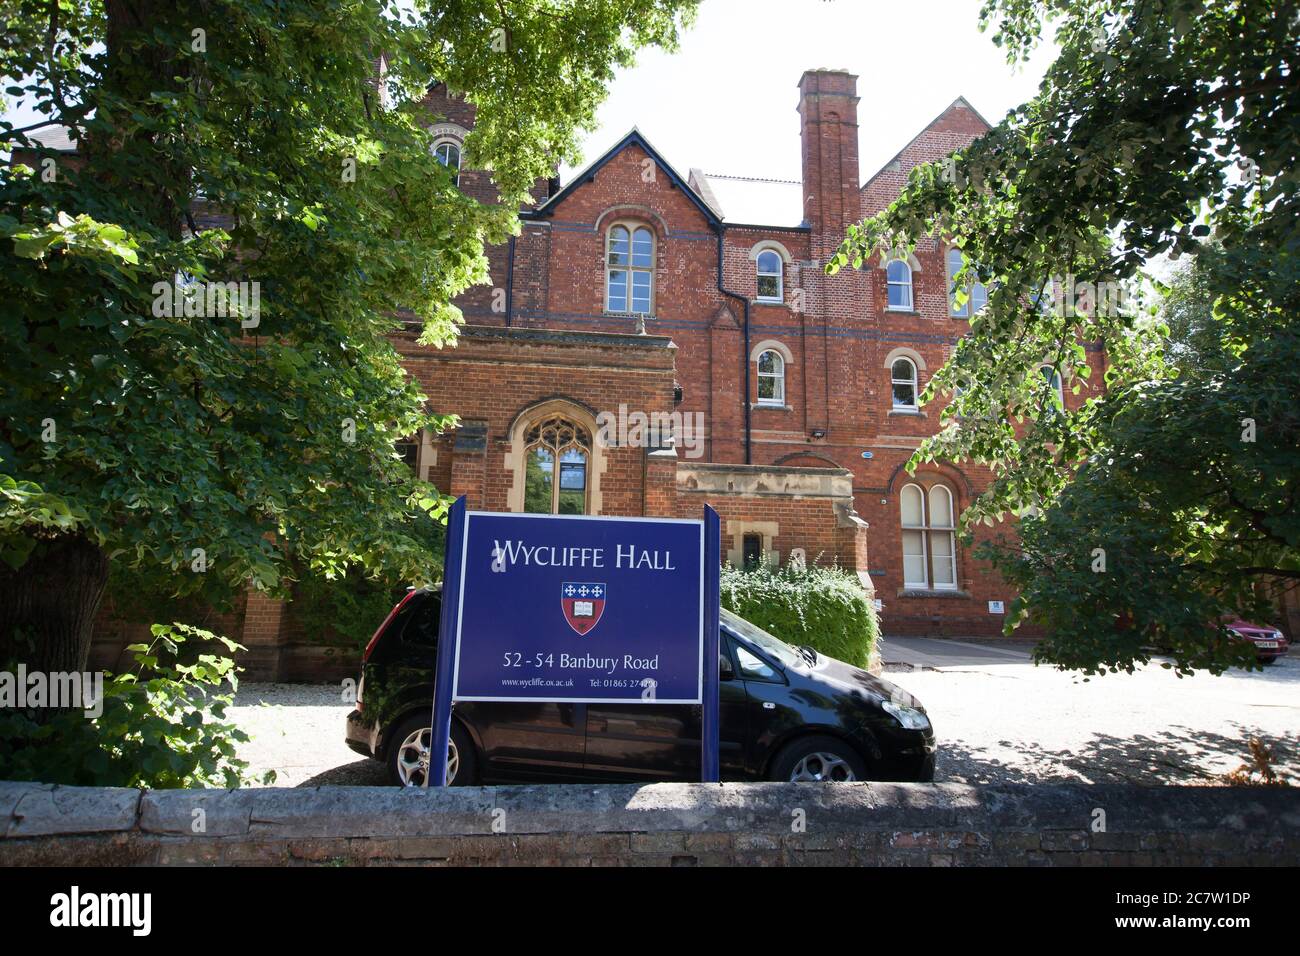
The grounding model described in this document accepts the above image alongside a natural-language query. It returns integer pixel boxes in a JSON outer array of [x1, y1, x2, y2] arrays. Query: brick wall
[[4, 781, 1296, 867]]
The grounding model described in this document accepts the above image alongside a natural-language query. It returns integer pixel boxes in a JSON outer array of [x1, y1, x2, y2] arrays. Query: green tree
[[1159, 244, 1235, 378], [0, 0, 697, 674], [829, 0, 1298, 674]]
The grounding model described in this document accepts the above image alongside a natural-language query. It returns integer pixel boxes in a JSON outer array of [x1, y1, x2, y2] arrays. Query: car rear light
[[363, 589, 418, 663]]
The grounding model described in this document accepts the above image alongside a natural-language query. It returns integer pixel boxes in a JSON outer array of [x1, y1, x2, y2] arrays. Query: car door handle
[[762, 702, 775, 710]]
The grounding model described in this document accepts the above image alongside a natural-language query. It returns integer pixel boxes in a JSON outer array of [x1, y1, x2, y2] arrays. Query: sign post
[[429, 495, 467, 787], [701, 505, 720, 782], [428, 503, 721, 786]]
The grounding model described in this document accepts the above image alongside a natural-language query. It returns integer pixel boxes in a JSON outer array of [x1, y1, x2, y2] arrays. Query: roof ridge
[[703, 172, 801, 184]]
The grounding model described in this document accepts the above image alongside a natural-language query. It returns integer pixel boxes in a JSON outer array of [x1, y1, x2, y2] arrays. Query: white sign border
[[450, 511, 706, 705]]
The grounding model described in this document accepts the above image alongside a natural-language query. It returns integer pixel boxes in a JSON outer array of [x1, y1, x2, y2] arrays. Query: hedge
[[720, 561, 878, 667]]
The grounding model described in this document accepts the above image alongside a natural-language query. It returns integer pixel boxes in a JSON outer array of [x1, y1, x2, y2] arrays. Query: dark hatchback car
[[346, 587, 936, 786]]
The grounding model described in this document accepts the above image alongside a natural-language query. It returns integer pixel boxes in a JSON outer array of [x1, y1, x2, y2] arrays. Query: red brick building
[[89, 68, 1103, 678], [403, 68, 1109, 642]]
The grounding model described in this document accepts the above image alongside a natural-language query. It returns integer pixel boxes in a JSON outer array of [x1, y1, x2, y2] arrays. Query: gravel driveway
[[228, 648, 1299, 788], [883, 638, 1299, 786]]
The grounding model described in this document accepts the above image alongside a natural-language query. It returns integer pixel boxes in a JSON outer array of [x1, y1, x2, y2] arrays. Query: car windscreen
[[720, 609, 803, 670]]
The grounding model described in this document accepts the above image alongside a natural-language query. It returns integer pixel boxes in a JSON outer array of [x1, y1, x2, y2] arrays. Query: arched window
[[756, 250, 783, 302], [606, 224, 654, 314], [891, 357, 918, 409], [433, 141, 461, 185], [523, 416, 590, 515], [901, 482, 957, 590], [947, 248, 988, 317], [756, 349, 785, 405], [886, 259, 913, 311], [1039, 364, 1064, 410]]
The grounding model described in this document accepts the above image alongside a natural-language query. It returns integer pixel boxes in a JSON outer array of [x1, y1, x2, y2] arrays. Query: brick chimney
[[798, 69, 861, 258]]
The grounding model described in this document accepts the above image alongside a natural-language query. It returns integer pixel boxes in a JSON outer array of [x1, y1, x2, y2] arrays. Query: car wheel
[[386, 714, 478, 787], [768, 735, 867, 783]]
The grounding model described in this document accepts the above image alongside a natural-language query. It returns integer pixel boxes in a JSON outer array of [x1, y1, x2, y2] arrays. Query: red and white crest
[[561, 582, 606, 636]]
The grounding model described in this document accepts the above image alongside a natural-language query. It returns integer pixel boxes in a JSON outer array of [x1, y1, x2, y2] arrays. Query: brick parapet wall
[[3, 781, 1295, 867]]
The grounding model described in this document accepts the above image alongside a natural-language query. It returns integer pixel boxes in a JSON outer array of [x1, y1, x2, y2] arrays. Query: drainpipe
[[716, 228, 752, 464], [504, 234, 516, 327]]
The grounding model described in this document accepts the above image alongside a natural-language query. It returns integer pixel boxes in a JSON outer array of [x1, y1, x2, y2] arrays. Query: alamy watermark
[[152, 278, 261, 328], [0, 665, 104, 718], [595, 404, 705, 460]]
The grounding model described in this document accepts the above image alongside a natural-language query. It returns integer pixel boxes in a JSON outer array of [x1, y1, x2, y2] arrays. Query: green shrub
[[720, 561, 878, 667], [0, 623, 272, 788]]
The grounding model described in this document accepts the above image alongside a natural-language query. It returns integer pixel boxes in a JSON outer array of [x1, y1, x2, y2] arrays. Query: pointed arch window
[[523, 416, 591, 515]]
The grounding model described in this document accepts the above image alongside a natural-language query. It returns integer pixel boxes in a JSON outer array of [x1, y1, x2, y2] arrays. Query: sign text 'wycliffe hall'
[[491, 539, 679, 572], [453, 513, 705, 704]]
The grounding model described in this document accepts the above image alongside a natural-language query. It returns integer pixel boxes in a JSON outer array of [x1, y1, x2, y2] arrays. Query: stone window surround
[[725, 519, 779, 568], [504, 399, 606, 515]]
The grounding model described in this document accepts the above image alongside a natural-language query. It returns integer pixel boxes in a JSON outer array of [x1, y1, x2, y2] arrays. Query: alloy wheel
[[789, 751, 856, 782], [395, 726, 459, 787]]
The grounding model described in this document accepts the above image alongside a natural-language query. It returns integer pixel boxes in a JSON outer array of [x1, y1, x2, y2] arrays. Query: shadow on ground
[[937, 723, 1298, 787], [298, 759, 389, 788]]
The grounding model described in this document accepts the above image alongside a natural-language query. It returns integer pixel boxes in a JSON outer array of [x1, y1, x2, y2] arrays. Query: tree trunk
[[0, 534, 110, 675]]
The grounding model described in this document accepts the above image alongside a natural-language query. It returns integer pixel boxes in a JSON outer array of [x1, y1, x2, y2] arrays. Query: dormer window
[[606, 223, 654, 314], [756, 250, 783, 302]]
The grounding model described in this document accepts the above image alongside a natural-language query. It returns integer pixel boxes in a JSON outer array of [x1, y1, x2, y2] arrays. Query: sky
[[563, 0, 1059, 184], [3, 0, 1059, 185]]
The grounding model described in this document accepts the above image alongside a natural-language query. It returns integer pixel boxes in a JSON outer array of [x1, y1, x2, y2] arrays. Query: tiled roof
[[688, 172, 806, 228], [20, 123, 78, 152]]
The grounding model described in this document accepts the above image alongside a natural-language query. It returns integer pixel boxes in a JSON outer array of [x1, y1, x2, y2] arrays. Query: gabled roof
[[861, 96, 992, 193], [526, 128, 720, 226]]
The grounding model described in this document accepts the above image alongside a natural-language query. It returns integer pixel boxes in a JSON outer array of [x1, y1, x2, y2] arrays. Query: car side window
[[735, 644, 779, 682], [401, 595, 440, 647]]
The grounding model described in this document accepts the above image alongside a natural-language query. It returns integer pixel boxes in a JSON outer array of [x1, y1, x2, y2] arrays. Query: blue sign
[[430, 501, 722, 785], [451, 512, 705, 704]]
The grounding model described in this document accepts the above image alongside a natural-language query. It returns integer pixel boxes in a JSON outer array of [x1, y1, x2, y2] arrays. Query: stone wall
[[3, 781, 1296, 867]]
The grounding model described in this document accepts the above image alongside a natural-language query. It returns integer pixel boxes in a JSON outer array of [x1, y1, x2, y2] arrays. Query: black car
[[345, 587, 936, 786]]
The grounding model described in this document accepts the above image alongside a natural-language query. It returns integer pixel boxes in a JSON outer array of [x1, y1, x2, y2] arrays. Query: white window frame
[[947, 248, 988, 317], [756, 349, 785, 406], [891, 357, 919, 409], [886, 259, 914, 311], [900, 481, 958, 591], [606, 223, 654, 315], [755, 250, 784, 303], [433, 139, 461, 186]]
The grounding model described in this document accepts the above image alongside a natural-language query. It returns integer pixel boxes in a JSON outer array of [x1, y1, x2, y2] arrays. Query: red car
[[1227, 620, 1290, 665]]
